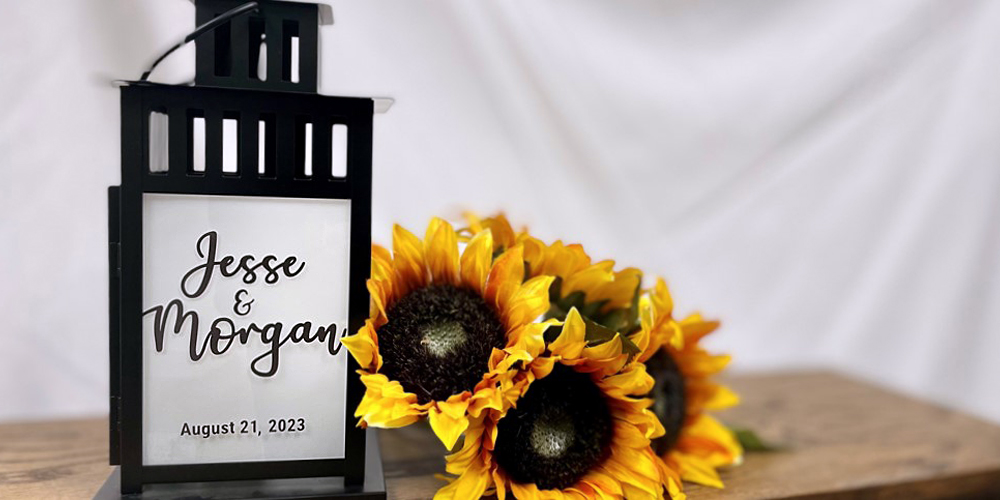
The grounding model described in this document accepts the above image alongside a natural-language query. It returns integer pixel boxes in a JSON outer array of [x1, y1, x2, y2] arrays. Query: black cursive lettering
[[180, 231, 305, 298]]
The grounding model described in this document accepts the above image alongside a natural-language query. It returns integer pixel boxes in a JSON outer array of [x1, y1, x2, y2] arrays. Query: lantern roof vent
[[192, 0, 329, 93]]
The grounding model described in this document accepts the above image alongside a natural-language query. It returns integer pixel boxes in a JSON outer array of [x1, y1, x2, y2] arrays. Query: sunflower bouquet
[[342, 214, 742, 499]]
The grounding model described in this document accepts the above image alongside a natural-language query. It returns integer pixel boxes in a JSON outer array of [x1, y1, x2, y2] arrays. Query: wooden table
[[3, 372, 1000, 499]]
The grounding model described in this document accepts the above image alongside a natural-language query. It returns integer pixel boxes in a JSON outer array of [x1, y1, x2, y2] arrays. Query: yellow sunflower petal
[[674, 453, 724, 489], [681, 352, 731, 377], [635, 298, 661, 363], [527, 355, 557, 380], [367, 279, 390, 325], [354, 373, 424, 428], [666, 477, 686, 500], [342, 321, 379, 369], [462, 211, 486, 234], [371, 244, 395, 287], [540, 241, 591, 279], [583, 333, 623, 360], [600, 364, 654, 398], [489, 213, 517, 251], [506, 322, 551, 361], [678, 314, 719, 345], [485, 245, 525, 312], [424, 217, 460, 285], [591, 267, 642, 311], [520, 236, 547, 273], [509, 480, 543, 500], [549, 309, 586, 359], [460, 229, 493, 293], [468, 385, 504, 417], [462, 212, 517, 253], [392, 224, 427, 295], [493, 470, 508, 500], [610, 443, 661, 483], [505, 275, 555, 327], [601, 457, 659, 498], [444, 419, 485, 474], [620, 483, 660, 500], [579, 470, 623, 498], [703, 383, 740, 411], [608, 398, 664, 440], [665, 321, 685, 350], [562, 262, 613, 298], [651, 278, 674, 317], [434, 461, 492, 500], [679, 414, 743, 466], [372, 243, 392, 265], [429, 400, 471, 449], [611, 419, 653, 449]]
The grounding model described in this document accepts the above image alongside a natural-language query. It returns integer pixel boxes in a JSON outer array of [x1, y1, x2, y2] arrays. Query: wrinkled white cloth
[[2, 0, 999, 423]]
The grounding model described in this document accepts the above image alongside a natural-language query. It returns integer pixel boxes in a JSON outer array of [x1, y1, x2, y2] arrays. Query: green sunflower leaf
[[542, 274, 643, 358], [548, 276, 563, 302], [619, 335, 641, 357], [542, 318, 641, 357], [597, 308, 627, 333], [580, 298, 609, 320], [731, 427, 783, 452], [545, 278, 594, 322], [583, 318, 641, 357], [586, 274, 643, 335], [582, 319, 615, 344]]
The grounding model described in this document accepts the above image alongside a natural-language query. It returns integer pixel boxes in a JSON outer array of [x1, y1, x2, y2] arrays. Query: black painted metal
[[95, 431, 387, 499], [195, 0, 319, 93], [108, 186, 121, 467], [109, 1, 378, 496]]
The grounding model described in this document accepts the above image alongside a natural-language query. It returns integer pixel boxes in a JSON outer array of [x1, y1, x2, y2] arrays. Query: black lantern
[[103, 1, 386, 498]]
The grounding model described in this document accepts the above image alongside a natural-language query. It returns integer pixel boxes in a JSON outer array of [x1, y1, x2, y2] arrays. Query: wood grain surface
[[3, 371, 1000, 499]]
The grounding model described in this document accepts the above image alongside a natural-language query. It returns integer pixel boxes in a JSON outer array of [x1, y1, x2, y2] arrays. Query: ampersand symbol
[[233, 289, 254, 316]]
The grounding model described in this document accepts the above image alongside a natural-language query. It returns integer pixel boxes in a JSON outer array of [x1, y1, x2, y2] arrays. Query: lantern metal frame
[[104, 1, 385, 497]]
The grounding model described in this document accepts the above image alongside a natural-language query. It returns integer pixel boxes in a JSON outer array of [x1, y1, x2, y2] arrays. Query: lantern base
[[95, 431, 386, 500]]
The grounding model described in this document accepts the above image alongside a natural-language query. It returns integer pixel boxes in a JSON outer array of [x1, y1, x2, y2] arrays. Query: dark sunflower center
[[377, 284, 506, 404], [493, 365, 613, 491], [647, 349, 686, 454]]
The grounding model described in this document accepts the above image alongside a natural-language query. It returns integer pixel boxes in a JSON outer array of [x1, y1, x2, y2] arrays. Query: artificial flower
[[436, 309, 685, 500], [634, 279, 743, 489], [464, 212, 742, 491], [342, 218, 553, 449], [461, 213, 642, 333]]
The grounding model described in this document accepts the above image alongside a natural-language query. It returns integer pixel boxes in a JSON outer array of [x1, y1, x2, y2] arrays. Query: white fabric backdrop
[[2, 0, 999, 424]]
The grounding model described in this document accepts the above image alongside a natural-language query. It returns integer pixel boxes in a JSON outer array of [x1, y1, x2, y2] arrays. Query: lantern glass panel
[[140, 193, 352, 466]]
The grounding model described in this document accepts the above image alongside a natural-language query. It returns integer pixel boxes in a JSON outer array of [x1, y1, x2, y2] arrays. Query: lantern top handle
[[140, 2, 259, 82]]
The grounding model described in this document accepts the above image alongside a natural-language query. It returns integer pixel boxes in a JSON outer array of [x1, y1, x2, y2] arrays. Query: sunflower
[[633, 279, 743, 489], [463, 213, 742, 489], [436, 309, 685, 500], [341, 218, 554, 449], [461, 213, 642, 333]]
